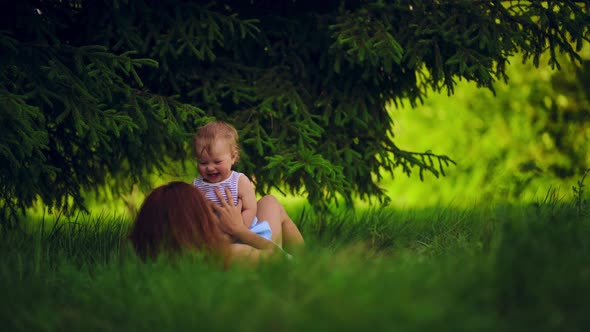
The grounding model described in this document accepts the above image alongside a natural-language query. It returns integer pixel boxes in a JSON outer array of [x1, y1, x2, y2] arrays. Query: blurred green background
[[383, 50, 590, 208]]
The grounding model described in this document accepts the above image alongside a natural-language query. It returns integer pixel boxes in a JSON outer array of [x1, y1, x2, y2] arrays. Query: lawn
[[1, 192, 589, 332]]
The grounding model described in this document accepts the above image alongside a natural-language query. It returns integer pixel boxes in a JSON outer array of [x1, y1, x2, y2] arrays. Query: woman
[[128, 181, 304, 264]]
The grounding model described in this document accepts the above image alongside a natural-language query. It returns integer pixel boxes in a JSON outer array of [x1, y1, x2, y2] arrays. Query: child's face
[[196, 139, 236, 183]]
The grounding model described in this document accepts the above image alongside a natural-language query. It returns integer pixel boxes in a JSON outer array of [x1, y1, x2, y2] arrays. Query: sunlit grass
[[2, 189, 589, 331]]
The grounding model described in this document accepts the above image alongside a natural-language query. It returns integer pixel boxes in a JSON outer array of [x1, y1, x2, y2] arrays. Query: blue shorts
[[249, 216, 272, 240]]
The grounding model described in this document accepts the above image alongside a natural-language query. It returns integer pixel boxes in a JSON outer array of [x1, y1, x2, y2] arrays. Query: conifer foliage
[[1, 0, 589, 226]]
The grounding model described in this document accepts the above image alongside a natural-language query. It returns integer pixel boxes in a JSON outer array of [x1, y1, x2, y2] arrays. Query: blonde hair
[[193, 121, 240, 163]]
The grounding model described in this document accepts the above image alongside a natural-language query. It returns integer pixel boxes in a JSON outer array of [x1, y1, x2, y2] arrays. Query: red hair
[[129, 181, 228, 261]]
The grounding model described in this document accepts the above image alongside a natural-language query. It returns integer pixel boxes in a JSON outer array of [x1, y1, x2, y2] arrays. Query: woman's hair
[[129, 181, 228, 260], [193, 120, 240, 163]]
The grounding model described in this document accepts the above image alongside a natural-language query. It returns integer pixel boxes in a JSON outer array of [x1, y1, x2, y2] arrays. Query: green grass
[[2, 192, 589, 332]]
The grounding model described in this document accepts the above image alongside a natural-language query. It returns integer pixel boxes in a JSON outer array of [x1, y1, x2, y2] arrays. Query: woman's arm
[[210, 187, 279, 262]]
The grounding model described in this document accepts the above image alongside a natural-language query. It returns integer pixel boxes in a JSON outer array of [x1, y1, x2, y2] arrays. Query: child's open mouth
[[206, 174, 221, 182]]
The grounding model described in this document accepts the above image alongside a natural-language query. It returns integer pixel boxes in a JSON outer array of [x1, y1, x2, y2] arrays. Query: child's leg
[[256, 195, 304, 252]]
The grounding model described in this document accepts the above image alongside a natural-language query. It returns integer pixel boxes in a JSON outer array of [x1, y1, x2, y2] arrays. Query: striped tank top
[[193, 171, 241, 206]]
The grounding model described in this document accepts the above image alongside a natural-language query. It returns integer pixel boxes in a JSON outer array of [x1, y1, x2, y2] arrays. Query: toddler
[[192, 120, 272, 240]]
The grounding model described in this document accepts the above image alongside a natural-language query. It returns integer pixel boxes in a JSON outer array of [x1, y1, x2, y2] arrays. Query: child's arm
[[237, 174, 257, 228]]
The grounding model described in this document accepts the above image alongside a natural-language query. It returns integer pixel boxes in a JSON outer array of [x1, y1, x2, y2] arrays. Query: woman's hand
[[209, 187, 246, 236], [210, 187, 277, 252]]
